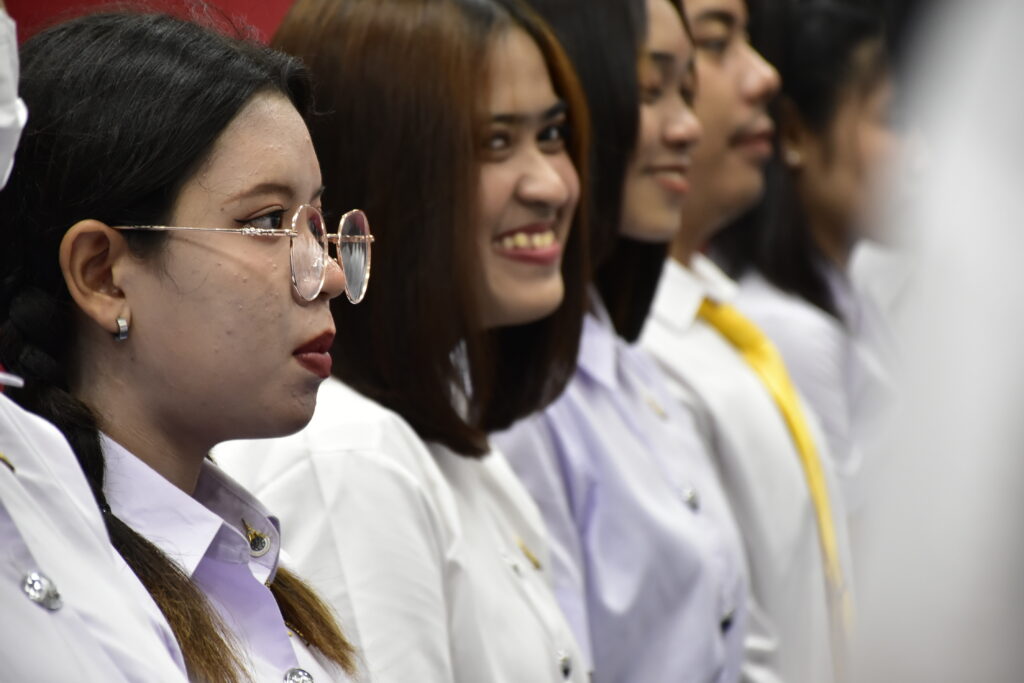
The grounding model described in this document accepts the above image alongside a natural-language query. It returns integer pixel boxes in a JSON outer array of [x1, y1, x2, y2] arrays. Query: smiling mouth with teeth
[[496, 229, 557, 251]]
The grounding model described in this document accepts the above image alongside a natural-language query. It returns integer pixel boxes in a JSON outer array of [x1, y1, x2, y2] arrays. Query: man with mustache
[[641, 1, 852, 682]]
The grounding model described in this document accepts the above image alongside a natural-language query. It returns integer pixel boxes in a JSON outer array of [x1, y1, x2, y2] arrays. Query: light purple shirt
[[102, 436, 351, 682], [493, 298, 748, 683]]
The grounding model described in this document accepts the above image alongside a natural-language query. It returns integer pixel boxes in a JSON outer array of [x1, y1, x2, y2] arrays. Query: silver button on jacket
[[283, 667, 314, 683], [22, 571, 62, 611]]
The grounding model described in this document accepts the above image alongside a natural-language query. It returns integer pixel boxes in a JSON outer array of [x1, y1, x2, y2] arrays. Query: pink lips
[[293, 330, 334, 379], [731, 122, 775, 160], [648, 165, 692, 196]]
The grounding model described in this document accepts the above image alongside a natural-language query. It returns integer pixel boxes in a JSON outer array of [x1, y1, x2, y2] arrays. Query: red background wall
[[6, 0, 294, 43]]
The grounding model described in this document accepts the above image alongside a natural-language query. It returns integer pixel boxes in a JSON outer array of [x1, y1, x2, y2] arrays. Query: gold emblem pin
[[242, 519, 271, 557], [517, 538, 542, 571]]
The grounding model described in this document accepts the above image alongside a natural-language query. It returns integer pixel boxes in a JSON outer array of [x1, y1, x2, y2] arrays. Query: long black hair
[[526, 0, 690, 341], [712, 0, 889, 319], [0, 12, 355, 681]]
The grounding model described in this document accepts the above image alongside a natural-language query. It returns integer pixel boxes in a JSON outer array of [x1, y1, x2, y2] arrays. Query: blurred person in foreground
[[854, 0, 1024, 681]]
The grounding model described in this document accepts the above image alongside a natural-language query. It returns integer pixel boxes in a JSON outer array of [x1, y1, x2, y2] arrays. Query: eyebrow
[[647, 51, 696, 82], [693, 9, 738, 30], [229, 182, 325, 204], [490, 100, 568, 126], [649, 51, 678, 69], [647, 51, 681, 79]]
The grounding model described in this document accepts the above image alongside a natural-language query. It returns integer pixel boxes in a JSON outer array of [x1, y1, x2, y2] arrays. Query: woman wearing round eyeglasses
[[215, 0, 590, 679], [0, 12, 368, 682]]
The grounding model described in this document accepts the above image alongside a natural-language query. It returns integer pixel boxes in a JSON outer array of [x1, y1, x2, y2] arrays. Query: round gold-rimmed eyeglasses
[[114, 205, 373, 303]]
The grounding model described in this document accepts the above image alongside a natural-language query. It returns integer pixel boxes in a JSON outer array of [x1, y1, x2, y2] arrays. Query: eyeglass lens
[[339, 210, 371, 304], [290, 205, 328, 301]]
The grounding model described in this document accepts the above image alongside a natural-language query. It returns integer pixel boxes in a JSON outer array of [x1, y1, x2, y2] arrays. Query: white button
[[557, 650, 572, 679], [502, 550, 524, 577], [680, 486, 700, 512], [283, 668, 314, 683], [22, 571, 62, 611]]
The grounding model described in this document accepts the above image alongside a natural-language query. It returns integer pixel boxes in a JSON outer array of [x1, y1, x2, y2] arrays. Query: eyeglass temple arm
[[115, 225, 298, 237]]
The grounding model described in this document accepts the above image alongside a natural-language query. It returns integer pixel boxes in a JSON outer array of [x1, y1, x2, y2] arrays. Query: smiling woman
[[0, 12, 357, 683], [492, 1, 754, 681], [213, 0, 592, 680]]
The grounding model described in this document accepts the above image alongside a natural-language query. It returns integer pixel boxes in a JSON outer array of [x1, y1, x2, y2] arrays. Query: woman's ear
[[778, 97, 810, 170], [59, 220, 133, 337]]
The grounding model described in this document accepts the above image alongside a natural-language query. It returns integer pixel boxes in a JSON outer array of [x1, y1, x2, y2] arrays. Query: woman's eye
[[680, 85, 697, 107], [484, 131, 512, 153], [538, 122, 568, 150], [641, 86, 664, 104], [696, 37, 729, 56], [241, 210, 285, 231]]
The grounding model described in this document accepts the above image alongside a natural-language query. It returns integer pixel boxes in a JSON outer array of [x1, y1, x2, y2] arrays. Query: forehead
[[485, 27, 557, 112], [646, 0, 691, 57], [195, 93, 321, 199], [684, 0, 748, 25]]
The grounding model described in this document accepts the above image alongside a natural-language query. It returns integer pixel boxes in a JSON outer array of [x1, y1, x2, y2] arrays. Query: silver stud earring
[[114, 317, 129, 342]]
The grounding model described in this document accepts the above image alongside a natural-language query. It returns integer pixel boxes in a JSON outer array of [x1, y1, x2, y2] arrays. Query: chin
[[723, 167, 768, 214], [620, 216, 682, 244], [255, 399, 319, 439], [485, 285, 565, 328]]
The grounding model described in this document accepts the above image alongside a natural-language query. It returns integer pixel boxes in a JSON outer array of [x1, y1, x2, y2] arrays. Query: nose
[[664, 99, 703, 152], [740, 43, 781, 104], [317, 257, 346, 302], [516, 149, 573, 210]]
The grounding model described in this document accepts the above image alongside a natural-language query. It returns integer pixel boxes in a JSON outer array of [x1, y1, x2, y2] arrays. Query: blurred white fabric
[[854, 1, 1024, 680]]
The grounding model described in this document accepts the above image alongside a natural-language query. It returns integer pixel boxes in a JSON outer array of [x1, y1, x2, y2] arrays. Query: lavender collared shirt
[[102, 436, 353, 682], [493, 295, 749, 683]]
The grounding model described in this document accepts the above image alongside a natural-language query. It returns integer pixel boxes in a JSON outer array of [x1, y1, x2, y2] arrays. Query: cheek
[[860, 125, 898, 178], [553, 154, 580, 210], [477, 166, 514, 235], [637, 105, 663, 160]]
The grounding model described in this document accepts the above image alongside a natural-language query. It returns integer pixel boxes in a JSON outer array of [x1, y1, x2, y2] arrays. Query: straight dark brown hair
[[275, 0, 591, 455]]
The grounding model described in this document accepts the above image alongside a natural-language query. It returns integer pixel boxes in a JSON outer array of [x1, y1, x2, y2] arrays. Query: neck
[[75, 366, 208, 495], [807, 215, 854, 273], [673, 199, 724, 266]]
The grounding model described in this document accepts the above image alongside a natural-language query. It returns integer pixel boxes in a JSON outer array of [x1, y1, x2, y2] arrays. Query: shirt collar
[[102, 435, 281, 584], [820, 260, 862, 331], [651, 254, 739, 332], [576, 288, 620, 391]]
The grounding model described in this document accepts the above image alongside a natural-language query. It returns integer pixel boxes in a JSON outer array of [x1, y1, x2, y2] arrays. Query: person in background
[[640, 0, 853, 680], [493, 0, 752, 680], [0, 5, 188, 679], [215, 0, 591, 679], [0, 12, 359, 682], [711, 0, 901, 520]]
